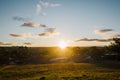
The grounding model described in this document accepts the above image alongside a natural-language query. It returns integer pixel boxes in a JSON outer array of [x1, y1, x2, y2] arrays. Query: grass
[[0, 62, 120, 80]]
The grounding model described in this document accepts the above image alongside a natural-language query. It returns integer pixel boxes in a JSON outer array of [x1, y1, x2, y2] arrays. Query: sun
[[58, 40, 67, 49]]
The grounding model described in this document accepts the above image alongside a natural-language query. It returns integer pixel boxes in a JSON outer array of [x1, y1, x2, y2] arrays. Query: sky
[[0, 0, 120, 47]]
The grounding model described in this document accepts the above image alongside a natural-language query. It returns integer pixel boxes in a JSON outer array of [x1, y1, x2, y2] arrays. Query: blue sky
[[0, 0, 120, 47]]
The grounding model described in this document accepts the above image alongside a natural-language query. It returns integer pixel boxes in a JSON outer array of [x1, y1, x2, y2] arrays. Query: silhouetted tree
[[108, 38, 120, 60], [0, 47, 10, 65], [85, 47, 105, 60]]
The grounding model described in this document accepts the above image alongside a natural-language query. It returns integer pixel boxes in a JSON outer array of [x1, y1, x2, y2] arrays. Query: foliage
[[109, 38, 120, 54]]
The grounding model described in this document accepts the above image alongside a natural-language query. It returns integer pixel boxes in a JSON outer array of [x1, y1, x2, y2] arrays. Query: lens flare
[[58, 40, 67, 49]]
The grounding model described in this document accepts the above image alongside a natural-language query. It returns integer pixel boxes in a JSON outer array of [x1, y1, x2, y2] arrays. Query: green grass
[[0, 63, 120, 80]]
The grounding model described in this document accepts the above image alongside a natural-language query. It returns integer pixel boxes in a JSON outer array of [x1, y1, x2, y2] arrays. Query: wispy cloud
[[94, 29, 120, 39], [75, 38, 112, 42], [50, 3, 61, 7], [40, 1, 61, 7], [95, 29, 114, 34], [36, 3, 42, 15], [13, 16, 30, 22], [109, 34, 120, 38], [36, 0, 61, 15], [9, 33, 33, 39], [21, 22, 46, 28], [9, 28, 60, 39], [0, 42, 12, 45], [38, 28, 59, 37], [24, 42, 32, 45], [39, 32, 49, 37], [40, 1, 49, 8]]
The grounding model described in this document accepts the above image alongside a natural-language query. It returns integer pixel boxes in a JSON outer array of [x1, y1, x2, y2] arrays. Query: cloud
[[40, 1, 49, 7], [13, 16, 30, 21], [40, 1, 61, 7], [21, 22, 46, 28], [36, 3, 47, 16], [24, 42, 32, 45], [36, 0, 61, 15], [36, 3, 42, 15], [109, 34, 120, 38], [42, 12, 47, 16], [114, 34, 120, 37], [38, 32, 49, 37], [9, 33, 33, 39], [95, 29, 114, 34], [75, 38, 112, 42], [94, 29, 120, 39], [9, 34, 23, 37], [0, 42, 12, 45], [38, 28, 59, 37], [45, 28, 59, 34], [50, 3, 61, 7]]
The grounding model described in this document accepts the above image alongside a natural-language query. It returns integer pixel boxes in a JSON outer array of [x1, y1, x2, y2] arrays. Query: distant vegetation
[[0, 38, 120, 65]]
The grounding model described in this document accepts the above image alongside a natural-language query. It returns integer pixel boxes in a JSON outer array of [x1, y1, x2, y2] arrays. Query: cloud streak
[[0, 42, 12, 45], [21, 22, 46, 28], [40, 1, 61, 7], [50, 3, 61, 7], [75, 38, 112, 42], [9, 33, 33, 39], [95, 29, 114, 34], [24, 42, 32, 45], [9, 34, 23, 37], [109, 34, 120, 38], [39, 33, 49, 37], [13, 16, 30, 21]]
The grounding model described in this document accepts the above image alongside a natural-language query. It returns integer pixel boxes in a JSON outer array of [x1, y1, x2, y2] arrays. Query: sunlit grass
[[0, 63, 120, 80]]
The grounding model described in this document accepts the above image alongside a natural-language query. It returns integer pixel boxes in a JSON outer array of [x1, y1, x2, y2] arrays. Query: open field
[[0, 62, 120, 80]]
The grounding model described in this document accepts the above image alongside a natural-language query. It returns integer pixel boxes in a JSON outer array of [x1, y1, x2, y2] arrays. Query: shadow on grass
[[90, 60, 120, 69]]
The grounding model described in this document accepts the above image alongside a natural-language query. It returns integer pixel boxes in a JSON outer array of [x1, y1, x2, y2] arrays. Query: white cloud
[[39, 1, 61, 7], [36, 3, 42, 15], [36, 0, 61, 15], [40, 1, 49, 7], [50, 3, 61, 7], [0, 42, 12, 45]]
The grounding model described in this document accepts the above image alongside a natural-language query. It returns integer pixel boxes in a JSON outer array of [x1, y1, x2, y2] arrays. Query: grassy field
[[0, 62, 120, 80]]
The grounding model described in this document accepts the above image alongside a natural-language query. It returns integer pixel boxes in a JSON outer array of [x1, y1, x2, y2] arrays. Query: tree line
[[0, 38, 120, 65]]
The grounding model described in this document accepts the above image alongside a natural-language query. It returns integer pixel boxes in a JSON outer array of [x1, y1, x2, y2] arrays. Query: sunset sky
[[0, 0, 120, 47]]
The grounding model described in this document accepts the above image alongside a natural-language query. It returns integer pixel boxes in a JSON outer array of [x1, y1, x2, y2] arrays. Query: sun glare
[[58, 40, 67, 49]]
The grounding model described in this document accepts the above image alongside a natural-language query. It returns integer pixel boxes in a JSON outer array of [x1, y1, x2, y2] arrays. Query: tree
[[86, 47, 105, 60], [109, 38, 120, 60]]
